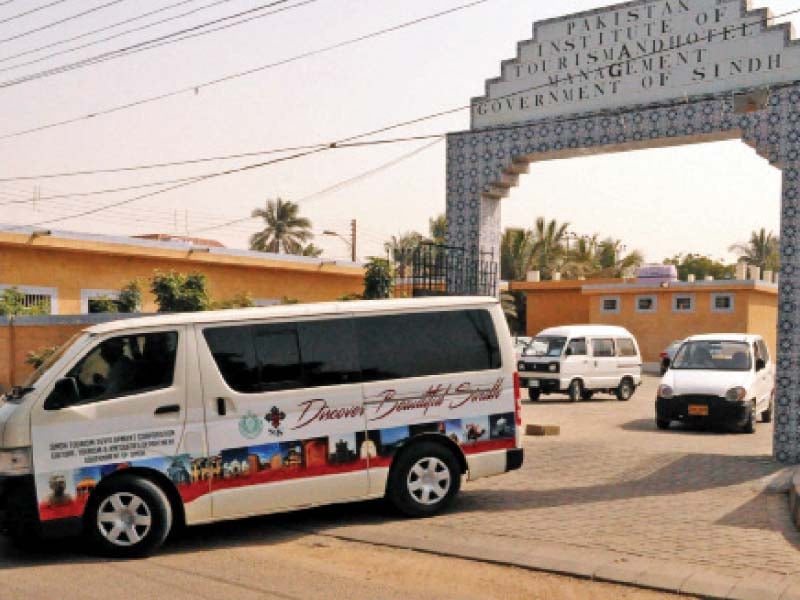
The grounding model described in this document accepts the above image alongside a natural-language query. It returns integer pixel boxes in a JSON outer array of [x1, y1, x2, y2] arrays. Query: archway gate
[[444, 0, 800, 461]]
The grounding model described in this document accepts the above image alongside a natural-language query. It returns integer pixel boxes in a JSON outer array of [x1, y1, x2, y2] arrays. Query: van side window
[[567, 338, 586, 356], [591, 338, 615, 357], [355, 309, 500, 381], [60, 331, 178, 405], [616, 338, 637, 357], [203, 319, 360, 393]]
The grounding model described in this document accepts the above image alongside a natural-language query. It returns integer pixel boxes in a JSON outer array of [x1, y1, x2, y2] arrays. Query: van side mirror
[[44, 378, 80, 410], [565, 347, 572, 356], [756, 358, 766, 372]]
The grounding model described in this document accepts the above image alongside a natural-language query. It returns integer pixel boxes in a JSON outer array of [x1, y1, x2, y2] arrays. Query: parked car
[[659, 339, 684, 375], [517, 325, 642, 402], [655, 333, 775, 433]]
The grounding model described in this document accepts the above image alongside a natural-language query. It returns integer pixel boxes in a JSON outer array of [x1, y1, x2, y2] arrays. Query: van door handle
[[154, 404, 180, 416], [216, 397, 227, 416]]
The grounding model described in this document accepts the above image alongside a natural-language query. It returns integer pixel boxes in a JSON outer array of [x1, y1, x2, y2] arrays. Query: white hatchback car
[[655, 334, 775, 433]]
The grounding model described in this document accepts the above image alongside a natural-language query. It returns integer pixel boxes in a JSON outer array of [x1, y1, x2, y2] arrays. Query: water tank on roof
[[635, 264, 678, 284]]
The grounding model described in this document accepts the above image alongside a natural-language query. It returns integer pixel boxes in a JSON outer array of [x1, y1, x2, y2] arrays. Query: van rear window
[[354, 309, 500, 381], [616, 338, 637, 357]]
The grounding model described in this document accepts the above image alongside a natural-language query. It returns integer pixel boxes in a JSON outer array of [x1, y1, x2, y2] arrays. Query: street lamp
[[323, 219, 357, 262]]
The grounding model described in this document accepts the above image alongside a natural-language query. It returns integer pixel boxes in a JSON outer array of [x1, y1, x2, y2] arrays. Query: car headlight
[[0, 447, 32, 475], [658, 384, 673, 399], [548, 363, 558, 373], [518, 362, 526, 371], [725, 387, 747, 402]]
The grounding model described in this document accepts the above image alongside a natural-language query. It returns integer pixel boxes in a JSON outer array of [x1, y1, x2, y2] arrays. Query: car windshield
[[526, 336, 567, 357], [671, 340, 752, 371], [19, 332, 84, 390]]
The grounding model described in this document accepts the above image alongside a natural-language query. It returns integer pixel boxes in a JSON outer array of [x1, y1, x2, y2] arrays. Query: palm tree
[[500, 228, 535, 281], [428, 214, 447, 246], [729, 228, 780, 272], [562, 234, 599, 279], [595, 237, 644, 277], [300, 243, 323, 258], [531, 217, 569, 279], [249, 198, 313, 254], [385, 232, 423, 278]]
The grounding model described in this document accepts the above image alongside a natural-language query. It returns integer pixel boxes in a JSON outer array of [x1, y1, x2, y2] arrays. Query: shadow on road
[[620, 418, 754, 435]]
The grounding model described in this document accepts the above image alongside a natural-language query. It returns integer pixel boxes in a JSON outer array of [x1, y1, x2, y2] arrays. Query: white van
[[0, 297, 522, 556], [517, 325, 642, 402], [656, 333, 775, 433]]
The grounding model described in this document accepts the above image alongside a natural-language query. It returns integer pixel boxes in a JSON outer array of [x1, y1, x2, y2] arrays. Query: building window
[[81, 289, 121, 314], [672, 294, 694, 313], [600, 296, 620, 314], [711, 293, 734, 313], [635, 295, 657, 313], [0, 285, 57, 314]]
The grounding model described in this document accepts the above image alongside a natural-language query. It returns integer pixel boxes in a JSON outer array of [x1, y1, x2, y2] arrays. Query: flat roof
[[85, 296, 499, 334], [581, 280, 778, 294], [0, 225, 363, 275]]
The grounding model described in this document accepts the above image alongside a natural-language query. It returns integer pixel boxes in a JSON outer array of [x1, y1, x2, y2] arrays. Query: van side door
[[30, 328, 189, 524], [589, 338, 617, 389], [197, 318, 369, 520]]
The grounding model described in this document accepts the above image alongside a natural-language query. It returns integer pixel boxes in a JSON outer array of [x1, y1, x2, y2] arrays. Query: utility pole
[[350, 219, 357, 262]]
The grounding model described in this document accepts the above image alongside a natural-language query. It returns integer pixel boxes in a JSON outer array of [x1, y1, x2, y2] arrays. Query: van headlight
[[518, 362, 526, 371], [0, 447, 32, 475], [725, 387, 747, 402], [658, 384, 673, 399], [548, 363, 559, 373]]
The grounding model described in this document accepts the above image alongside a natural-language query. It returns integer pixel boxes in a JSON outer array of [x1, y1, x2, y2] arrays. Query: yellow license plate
[[688, 405, 709, 416]]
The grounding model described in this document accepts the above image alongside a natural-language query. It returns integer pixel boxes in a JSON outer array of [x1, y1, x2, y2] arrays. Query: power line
[[0, 0, 315, 89], [0, 0, 70, 26], [0, 0, 219, 66], [192, 139, 443, 234], [0, 0, 494, 140], [0, 0, 129, 45]]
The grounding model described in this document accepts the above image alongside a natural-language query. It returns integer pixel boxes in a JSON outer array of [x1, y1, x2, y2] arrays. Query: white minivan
[[655, 333, 775, 433], [517, 325, 642, 402], [0, 297, 523, 556]]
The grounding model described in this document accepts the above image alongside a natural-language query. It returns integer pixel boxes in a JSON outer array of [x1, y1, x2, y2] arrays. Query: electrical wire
[[0, 0, 494, 140], [0, 0, 316, 88], [0, 0, 220, 66], [0, 0, 129, 45], [0, 0, 70, 26]]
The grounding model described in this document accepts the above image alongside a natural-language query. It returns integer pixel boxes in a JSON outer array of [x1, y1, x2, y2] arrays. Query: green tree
[[249, 197, 313, 254], [594, 238, 644, 277], [0, 288, 49, 317], [531, 217, 569, 280], [500, 228, 535, 282], [663, 254, 734, 281], [363, 258, 393, 299], [212, 293, 255, 310], [385, 232, 423, 278], [300, 243, 323, 258], [25, 346, 58, 369], [150, 271, 211, 312], [428, 214, 447, 245], [118, 280, 142, 313], [562, 234, 600, 279], [88, 296, 119, 313], [729, 228, 780, 272]]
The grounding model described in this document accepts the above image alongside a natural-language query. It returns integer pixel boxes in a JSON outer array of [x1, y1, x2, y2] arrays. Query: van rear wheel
[[387, 442, 461, 517], [86, 475, 172, 558], [527, 388, 541, 401], [616, 378, 634, 401]]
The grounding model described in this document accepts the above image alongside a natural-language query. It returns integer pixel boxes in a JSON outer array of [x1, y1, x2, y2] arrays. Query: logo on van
[[266, 406, 286, 437], [238, 411, 264, 440]]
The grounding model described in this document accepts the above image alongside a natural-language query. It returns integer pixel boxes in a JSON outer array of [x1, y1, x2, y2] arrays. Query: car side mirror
[[44, 377, 80, 410], [756, 358, 766, 372], [663, 358, 671, 370]]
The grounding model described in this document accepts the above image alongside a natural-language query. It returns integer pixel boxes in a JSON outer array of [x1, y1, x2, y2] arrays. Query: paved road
[[0, 375, 794, 598]]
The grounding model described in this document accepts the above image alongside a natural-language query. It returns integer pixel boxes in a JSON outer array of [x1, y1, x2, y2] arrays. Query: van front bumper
[[656, 395, 750, 427], [520, 376, 561, 393]]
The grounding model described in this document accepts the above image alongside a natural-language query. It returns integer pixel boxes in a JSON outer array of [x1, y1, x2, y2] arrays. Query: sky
[[0, 0, 796, 264]]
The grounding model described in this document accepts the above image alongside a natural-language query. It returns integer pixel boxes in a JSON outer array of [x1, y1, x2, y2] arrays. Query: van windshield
[[671, 340, 751, 371], [20, 332, 84, 390], [527, 336, 567, 357]]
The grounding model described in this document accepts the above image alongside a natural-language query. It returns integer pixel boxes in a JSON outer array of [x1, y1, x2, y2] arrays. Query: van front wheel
[[388, 442, 461, 517], [86, 475, 172, 558], [567, 379, 583, 402]]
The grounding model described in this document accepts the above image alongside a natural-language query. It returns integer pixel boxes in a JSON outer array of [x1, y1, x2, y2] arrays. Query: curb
[[296, 521, 798, 600]]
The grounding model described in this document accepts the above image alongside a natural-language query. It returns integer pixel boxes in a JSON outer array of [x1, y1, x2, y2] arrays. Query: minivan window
[[591, 338, 615, 357], [528, 336, 567, 358], [616, 338, 637, 357], [61, 331, 178, 405], [566, 338, 586, 356], [355, 309, 500, 381]]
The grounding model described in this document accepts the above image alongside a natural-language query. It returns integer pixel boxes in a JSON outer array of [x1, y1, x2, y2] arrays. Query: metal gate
[[408, 243, 497, 297]]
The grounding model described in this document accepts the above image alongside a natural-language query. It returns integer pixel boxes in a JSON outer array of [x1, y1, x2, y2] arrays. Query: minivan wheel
[[742, 401, 757, 434], [616, 378, 634, 401], [762, 399, 773, 423], [656, 418, 670, 430], [567, 379, 582, 402], [86, 475, 172, 558], [388, 442, 461, 518], [527, 388, 541, 401]]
